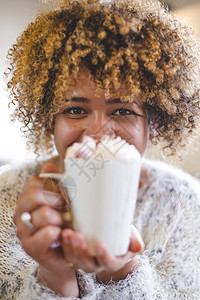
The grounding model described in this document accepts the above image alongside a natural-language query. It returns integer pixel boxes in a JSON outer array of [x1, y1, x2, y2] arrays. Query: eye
[[62, 107, 87, 115], [113, 108, 141, 116]]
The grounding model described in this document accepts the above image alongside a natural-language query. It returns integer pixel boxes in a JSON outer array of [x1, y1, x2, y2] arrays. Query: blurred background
[[0, 0, 200, 177]]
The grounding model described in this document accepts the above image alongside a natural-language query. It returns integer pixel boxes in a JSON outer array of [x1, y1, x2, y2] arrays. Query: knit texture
[[0, 159, 200, 299]]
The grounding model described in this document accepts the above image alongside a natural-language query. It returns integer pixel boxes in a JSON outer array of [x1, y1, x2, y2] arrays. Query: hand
[[60, 224, 144, 283], [96, 225, 144, 283], [13, 162, 79, 297]]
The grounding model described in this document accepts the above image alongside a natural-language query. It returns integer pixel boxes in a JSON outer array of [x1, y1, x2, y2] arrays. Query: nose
[[82, 114, 116, 141]]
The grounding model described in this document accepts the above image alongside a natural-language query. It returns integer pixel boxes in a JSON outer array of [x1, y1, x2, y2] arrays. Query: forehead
[[71, 70, 142, 106]]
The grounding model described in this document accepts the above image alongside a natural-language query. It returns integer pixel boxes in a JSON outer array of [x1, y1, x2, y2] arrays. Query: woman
[[1, 0, 200, 298]]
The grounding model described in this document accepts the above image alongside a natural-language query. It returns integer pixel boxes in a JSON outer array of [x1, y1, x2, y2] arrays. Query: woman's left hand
[[61, 224, 144, 283]]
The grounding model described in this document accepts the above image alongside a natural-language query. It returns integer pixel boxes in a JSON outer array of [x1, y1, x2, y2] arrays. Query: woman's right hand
[[13, 162, 79, 297]]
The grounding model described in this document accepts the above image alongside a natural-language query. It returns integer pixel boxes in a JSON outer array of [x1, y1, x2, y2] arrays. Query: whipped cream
[[65, 135, 141, 161]]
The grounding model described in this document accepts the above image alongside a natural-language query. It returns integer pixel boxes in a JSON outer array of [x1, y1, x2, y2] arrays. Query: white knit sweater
[[0, 159, 200, 299]]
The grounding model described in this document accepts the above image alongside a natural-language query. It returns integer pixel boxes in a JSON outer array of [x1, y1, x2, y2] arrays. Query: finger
[[40, 162, 59, 174], [61, 230, 101, 273], [41, 162, 70, 211], [128, 225, 144, 253], [21, 176, 44, 194], [68, 232, 100, 272], [22, 225, 62, 259], [16, 161, 65, 217], [40, 162, 63, 198], [14, 188, 65, 226], [43, 189, 67, 210], [60, 229, 74, 262], [94, 244, 124, 271], [14, 187, 44, 225], [16, 213, 36, 240], [31, 205, 64, 228], [17, 206, 63, 241], [40, 162, 72, 214], [94, 243, 136, 272], [22, 176, 60, 196], [16, 204, 65, 241], [21, 161, 59, 196]]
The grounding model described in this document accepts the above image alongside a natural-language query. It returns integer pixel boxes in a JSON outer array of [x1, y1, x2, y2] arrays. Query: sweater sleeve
[[76, 256, 158, 299]]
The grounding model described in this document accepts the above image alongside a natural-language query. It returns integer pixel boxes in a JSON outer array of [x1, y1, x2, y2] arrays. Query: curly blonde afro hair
[[6, 0, 200, 156]]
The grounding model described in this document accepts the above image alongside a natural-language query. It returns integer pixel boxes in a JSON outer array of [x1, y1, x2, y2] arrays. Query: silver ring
[[20, 212, 34, 229]]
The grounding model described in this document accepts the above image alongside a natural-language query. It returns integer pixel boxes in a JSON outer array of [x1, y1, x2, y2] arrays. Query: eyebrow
[[66, 97, 124, 104]]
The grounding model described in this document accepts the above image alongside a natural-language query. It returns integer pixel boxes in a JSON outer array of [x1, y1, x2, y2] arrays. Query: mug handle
[[39, 173, 64, 181]]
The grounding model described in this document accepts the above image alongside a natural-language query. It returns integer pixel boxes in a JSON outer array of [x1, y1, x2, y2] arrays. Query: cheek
[[123, 120, 149, 156], [141, 126, 149, 152], [138, 122, 149, 155], [53, 118, 76, 159]]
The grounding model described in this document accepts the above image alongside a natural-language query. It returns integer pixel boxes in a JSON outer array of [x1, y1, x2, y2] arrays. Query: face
[[54, 72, 149, 163]]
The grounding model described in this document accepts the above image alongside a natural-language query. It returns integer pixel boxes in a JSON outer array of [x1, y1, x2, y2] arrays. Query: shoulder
[[0, 162, 37, 185], [136, 159, 200, 229], [0, 162, 38, 203], [0, 157, 60, 204], [142, 159, 200, 202], [136, 162, 200, 275]]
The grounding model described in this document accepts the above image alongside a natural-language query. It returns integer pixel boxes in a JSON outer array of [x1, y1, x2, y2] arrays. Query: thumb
[[41, 161, 59, 174], [129, 225, 145, 254]]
